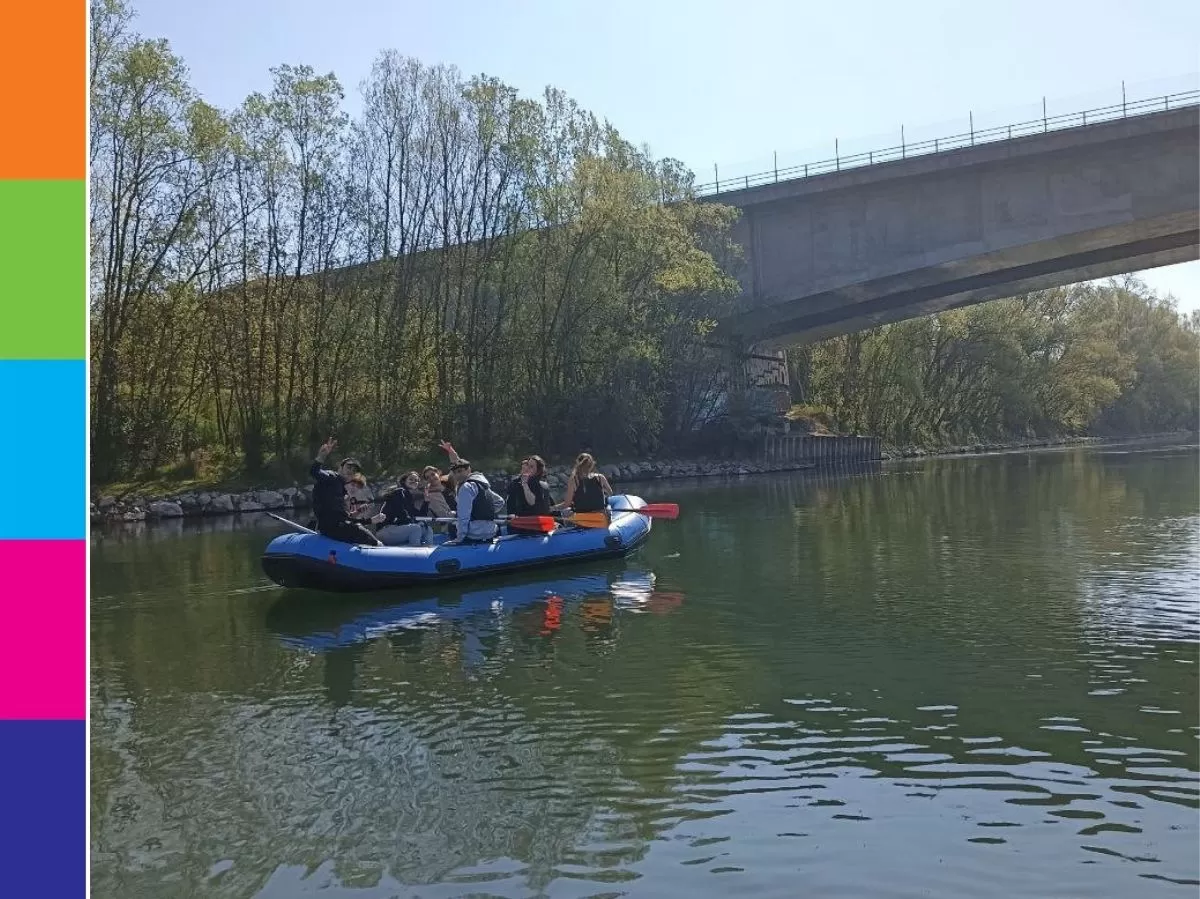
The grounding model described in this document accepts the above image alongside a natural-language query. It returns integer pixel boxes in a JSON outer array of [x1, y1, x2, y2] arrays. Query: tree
[[90, 2, 1197, 485], [797, 280, 1197, 446], [90, 0, 236, 477]]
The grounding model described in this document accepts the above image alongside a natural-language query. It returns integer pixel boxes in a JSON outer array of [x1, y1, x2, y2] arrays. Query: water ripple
[[89, 447, 1200, 898]]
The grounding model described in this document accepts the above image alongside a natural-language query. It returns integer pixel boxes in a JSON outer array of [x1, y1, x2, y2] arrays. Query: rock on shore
[[90, 458, 805, 525]]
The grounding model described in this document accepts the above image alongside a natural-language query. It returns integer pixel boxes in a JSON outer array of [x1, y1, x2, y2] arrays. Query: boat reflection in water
[[264, 566, 681, 658]]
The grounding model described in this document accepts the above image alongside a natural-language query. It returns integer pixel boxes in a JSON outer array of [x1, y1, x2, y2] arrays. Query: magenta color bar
[[0, 540, 86, 719]]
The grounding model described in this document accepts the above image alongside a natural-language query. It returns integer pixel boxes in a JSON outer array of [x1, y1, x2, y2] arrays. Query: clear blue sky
[[131, 0, 1200, 309]]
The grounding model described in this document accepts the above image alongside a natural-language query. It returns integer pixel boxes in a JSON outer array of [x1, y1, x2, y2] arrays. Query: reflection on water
[[266, 568, 679, 655], [90, 445, 1199, 898]]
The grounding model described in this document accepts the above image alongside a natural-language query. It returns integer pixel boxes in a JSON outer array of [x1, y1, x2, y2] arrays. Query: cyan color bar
[[0, 360, 85, 539]]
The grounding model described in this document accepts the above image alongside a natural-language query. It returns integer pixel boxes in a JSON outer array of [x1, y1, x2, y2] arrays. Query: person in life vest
[[507, 454, 553, 534], [309, 437, 382, 546], [444, 458, 503, 545], [557, 452, 612, 514], [437, 440, 504, 511]]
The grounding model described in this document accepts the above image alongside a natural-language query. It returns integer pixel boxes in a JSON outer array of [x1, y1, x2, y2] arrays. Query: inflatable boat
[[261, 495, 653, 592]]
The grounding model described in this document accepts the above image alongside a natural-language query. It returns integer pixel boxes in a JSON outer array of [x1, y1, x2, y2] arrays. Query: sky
[[130, 0, 1200, 309]]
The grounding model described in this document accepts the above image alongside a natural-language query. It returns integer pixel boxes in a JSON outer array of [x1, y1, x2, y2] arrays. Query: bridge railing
[[695, 89, 1200, 197]]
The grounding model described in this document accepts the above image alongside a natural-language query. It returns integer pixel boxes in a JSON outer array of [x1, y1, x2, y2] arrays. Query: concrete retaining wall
[[762, 434, 881, 466]]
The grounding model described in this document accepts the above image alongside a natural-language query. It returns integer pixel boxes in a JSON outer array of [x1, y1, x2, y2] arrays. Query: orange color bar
[[0, 0, 86, 179]]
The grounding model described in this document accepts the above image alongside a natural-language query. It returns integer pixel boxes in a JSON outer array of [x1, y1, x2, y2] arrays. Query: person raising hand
[[309, 436, 382, 546]]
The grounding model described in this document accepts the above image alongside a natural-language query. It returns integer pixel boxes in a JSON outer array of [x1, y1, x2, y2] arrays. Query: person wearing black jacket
[[310, 437, 382, 546], [371, 472, 431, 546], [507, 455, 553, 535]]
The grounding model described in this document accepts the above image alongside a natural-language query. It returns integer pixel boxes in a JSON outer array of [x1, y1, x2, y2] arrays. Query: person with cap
[[310, 436, 382, 546], [439, 440, 503, 545]]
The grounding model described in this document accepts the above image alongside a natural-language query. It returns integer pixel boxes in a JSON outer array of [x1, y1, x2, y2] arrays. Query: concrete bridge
[[706, 98, 1199, 350]]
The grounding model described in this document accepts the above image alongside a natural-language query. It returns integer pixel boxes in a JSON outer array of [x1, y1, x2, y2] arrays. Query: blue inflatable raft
[[261, 495, 652, 592]]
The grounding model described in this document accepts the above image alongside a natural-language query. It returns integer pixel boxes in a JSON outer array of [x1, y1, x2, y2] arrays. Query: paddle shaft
[[265, 511, 318, 535], [272, 513, 553, 536], [414, 515, 557, 533], [566, 504, 679, 527], [268, 503, 673, 536]]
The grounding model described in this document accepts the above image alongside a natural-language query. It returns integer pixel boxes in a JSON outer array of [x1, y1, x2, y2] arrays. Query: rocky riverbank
[[880, 434, 1101, 460], [90, 431, 1196, 525], [90, 457, 820, 524]]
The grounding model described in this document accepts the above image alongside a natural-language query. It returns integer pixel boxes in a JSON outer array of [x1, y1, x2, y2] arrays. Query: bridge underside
[[723, 214, 1198, 349], [711, 106, 1200, 350]]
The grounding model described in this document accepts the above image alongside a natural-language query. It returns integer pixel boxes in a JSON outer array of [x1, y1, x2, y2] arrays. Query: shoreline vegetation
[[91, 0, 1199, 506], [91, 431, 1197, 524]]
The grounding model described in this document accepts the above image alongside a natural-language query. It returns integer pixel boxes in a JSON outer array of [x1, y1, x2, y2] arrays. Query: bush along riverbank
[[90, 431, 1196, 525]]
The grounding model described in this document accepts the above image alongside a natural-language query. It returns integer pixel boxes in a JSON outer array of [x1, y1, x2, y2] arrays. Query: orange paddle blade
[[569, 512, 611, 528]]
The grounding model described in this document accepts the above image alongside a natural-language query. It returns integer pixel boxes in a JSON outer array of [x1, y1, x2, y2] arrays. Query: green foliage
[[90, 3, 741, 481], [799, 278, 1198, 446], [786, 404, 837, 434], [90, 2, 1196, 482]]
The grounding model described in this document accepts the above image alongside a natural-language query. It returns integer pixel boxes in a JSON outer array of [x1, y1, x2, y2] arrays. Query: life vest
[[573, 473, 605, 513], [466, 474, 497, 522]]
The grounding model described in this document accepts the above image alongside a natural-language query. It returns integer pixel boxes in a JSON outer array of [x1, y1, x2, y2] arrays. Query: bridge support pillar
[[732, 344, 790, 421]]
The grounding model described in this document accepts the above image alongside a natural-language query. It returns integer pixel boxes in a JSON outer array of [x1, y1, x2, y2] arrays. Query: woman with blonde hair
[[557, 452, 612, 514]]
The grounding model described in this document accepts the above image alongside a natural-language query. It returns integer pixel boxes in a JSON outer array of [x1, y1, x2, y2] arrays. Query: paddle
[[567, 512, 614, 529], [567, 503, 681, 528], [625, 503, 680, 519], [412, 514, 558, 534], [265, 511, 318, 535], [504, 515, 558, 534], [559, 501, 676, 530]]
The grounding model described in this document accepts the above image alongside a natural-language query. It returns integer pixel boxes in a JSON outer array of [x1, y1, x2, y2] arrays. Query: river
[[90, 442, 1200, 898]]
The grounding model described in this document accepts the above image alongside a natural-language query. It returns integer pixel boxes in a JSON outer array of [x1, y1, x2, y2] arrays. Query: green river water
[[90, 443, 1200, 898]]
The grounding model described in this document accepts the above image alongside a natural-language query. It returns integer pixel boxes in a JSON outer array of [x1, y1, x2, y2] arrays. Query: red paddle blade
[[507, 515, 557, 533], [637, 503, 679, 520]]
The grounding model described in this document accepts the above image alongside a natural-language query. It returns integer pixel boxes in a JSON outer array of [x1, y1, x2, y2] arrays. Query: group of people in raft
[[309, 437, 614, 547]]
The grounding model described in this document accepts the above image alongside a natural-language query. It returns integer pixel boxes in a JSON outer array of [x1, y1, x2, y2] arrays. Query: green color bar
[[0, 180, 85, 360]]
